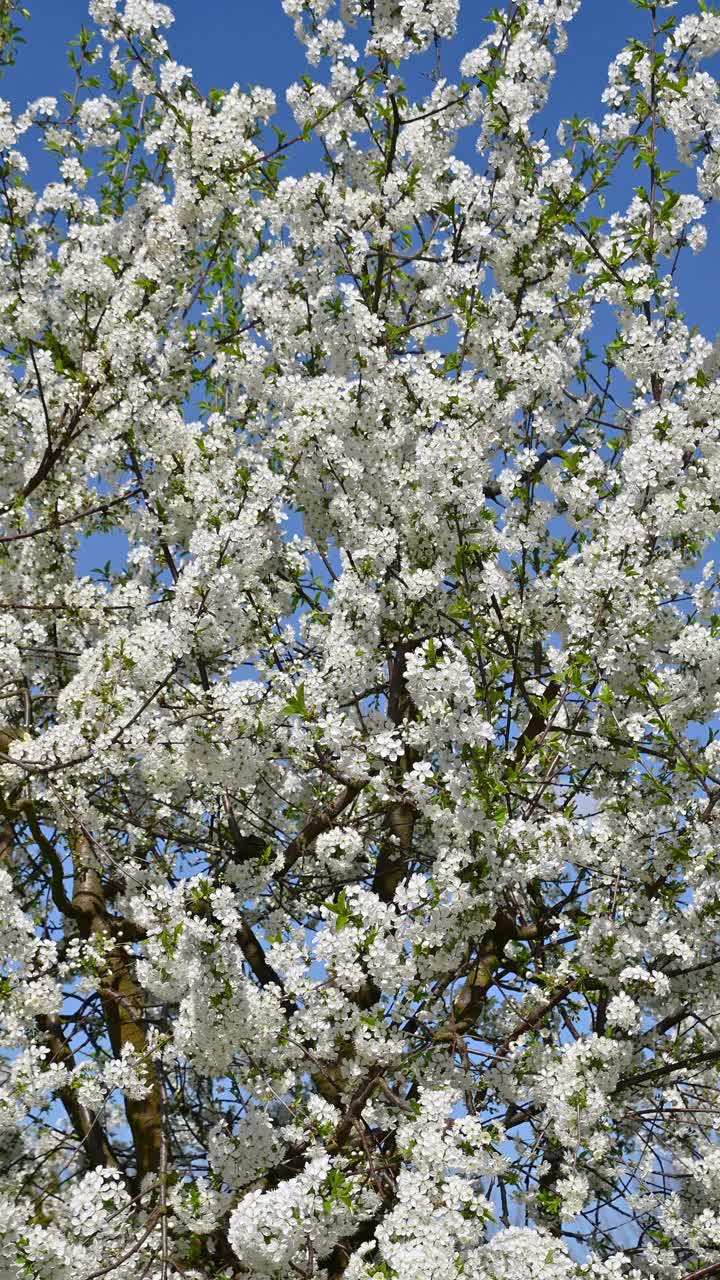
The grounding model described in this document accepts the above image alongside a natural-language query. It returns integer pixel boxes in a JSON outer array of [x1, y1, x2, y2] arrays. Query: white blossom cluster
[[1, 0, 720, 1275]]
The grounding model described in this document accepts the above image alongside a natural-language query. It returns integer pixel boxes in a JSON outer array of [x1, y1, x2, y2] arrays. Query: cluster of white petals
[[1, 0, 720, 1275]]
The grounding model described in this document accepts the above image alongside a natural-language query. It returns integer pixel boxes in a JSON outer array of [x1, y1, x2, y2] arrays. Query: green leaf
[[282, 683, 308, 718]]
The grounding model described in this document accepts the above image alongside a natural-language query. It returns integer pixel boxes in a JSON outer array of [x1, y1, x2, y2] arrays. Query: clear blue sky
[[3, 1, 717, 575], [4, 0, 716, 335], [5, 1, 649, 136]]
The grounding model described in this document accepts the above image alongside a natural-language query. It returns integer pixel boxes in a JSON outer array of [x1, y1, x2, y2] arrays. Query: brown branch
[[615, 1048, 720, 1093], [680, 1263, 720, 1280], [328, 1066, 383, 1153], [282, 783, 363, 876], [2, 812, 118, 1170], [78, 1203, 165, 1280], [514, 679, 562, 764], [0, 487, 141, 544], [25, 809, 76, 916], [492, 980, 577, 1066], [71, 831, 163, 1189], [324, 1205, 390, 1277], [36, 1014, 119, 1171], [373, 645, 415, 903]]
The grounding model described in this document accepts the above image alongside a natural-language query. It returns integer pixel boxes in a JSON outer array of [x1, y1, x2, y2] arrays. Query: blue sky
[[3, 0, 649, 113], [3, 0, 718, 577], [4, 0, 640, 107], [5, 1, 653, 142], [0, 1, 680, 150], [5, 0, 716, 337]]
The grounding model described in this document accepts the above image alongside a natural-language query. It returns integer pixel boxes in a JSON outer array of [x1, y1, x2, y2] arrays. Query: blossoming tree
[[2, 0, 720, 1275]]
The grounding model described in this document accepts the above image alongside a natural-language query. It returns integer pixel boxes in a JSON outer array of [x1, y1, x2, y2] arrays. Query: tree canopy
[[2, 1, 720, 1276]]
